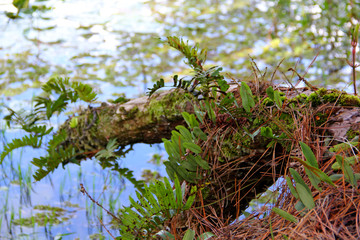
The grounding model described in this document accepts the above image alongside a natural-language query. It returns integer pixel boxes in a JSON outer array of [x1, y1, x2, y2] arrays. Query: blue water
[[0, 0, 169, 239], [0, 128, 167, 239]]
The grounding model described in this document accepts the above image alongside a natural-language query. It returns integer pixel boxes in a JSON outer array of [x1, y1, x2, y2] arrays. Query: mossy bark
[[59, 89, 195, 158], [58, 84, 360, 222]]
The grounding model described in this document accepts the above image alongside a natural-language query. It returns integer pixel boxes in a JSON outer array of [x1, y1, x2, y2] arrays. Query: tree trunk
[[58, 84, 360, 221]]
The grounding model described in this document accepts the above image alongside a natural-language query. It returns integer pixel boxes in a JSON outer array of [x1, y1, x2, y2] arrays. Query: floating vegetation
[[12, 205, 74, 227]]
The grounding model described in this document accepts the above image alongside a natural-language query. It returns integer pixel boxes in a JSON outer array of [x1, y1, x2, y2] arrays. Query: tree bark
[[58, 84, 360, 221]]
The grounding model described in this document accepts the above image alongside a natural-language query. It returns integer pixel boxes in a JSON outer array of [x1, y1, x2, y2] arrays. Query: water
[[0, 0, 167, 239]]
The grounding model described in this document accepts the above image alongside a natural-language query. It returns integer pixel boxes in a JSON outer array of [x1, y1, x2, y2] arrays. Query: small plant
[[163, 112, 210, 183], [287, 142, 334, 211], [346, 24, 360, 95], [81, 176, 197, 239]]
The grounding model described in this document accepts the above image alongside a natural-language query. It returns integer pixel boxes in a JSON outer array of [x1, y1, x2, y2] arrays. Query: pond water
[[0, 0, 167, 239]]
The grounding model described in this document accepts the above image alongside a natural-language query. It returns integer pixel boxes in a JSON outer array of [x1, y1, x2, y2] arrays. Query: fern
[[31, 145, 78, 181], [1, 77, 98, 181], [162, 113, 210, 183], [0, 135, 42, 163], [166, 36, 207, 71], [148, 37, 227, 100], [147, 78, 165, 96], [95, 138, 118, 160], [117, 176, 196, 239]]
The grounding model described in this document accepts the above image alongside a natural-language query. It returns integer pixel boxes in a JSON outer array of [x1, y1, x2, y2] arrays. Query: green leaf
[[285, 176, 298, 199], [240, 82, 255, 112], [197, 232, 215, 240], [329, 174, 343, 182], [193, 127, 207, 141], [272, 207, 298, 223], [1, 135, 42, 163], [205, 101, 216, 123], [329, 142, 358, 152], [336, 155, 356, 187], [299, 142, 318, 168], [193, 104, 204, 124], [156, 230, 175, 240], [183, 186, 197, 210], [274, 90, 283, 108], [266, 86, 275, 100], [304, 168, 322, 191], [69, 117, 78, 128], [183, 142, 202, 154], [183, 229, 195, 240], [182, 112, 193, 129], [296, 183, 315, 209], [289, 168, 311, 195], [176, 125, 193, 142], [332, 156, 358, 170], [13, 0, 29, 10], [261, 126, 274, 138], [174, 175, 183, 209], [191, 155, 210, 170], [295, 200, 306, 211]]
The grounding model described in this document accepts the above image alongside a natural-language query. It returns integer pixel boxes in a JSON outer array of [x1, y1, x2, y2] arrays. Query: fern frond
[[72, 81, 97, 102], [0, 135, 42, 163], [32, 145, 77, 181], [147, 78, 165, 96], [166, 36, 207, 70], [118, 176, 196, 238], [47, 129, 67, 149]]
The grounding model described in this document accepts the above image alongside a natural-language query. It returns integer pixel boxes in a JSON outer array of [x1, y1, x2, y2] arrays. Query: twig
[[80, 183, 121, 223], [97, 216, 116, 240]]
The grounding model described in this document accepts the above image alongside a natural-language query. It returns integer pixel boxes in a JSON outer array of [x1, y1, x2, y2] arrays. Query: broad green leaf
[[295, 200, 306, 211], [329, 142, 358, 152], [272, 207, 298, 223], [299, 142, 318, 168], [181, 160, 198, 171], [174, 175, 183, 209], [183, 142, 202, 154], [176, 125, 193, 142], [261, 126, 274, 138], [296, 183, 315, 209], [205, 101, 216, 123], [329, 174, 343, 182], [305, 168, 322, 191], [285, 176, 298, 199], [274, 90, 283, 107], [183, 229, 195, 240], [193, 127, 207, 141], [289, 168, 310, 194], [332, 156, 358, 170], [336, 155, 356, 187], [197, 232, 215, 240], [240, 82, 255, 112], [193, 104, 204, 124], [191, 155, 210, 170], [266, 86, 274, 100], [156, 230, 175, 240], [182, 112, 193, 129], [183, 186, 197, 210]]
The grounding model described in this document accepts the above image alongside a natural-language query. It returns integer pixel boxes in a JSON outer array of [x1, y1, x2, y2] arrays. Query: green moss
[[147, 90, 194, 120], [339, 94, 360, 106], [314, 112, 328, 126], [346, 129, 360, 140], [262, 97, 274, 106], [304, 88, 360, 107], [307, 92, 322, 107]]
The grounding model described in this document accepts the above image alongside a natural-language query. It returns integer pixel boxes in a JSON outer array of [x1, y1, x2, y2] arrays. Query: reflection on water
[[0, 0, 167, 239], [0, 129, 166, 239]]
